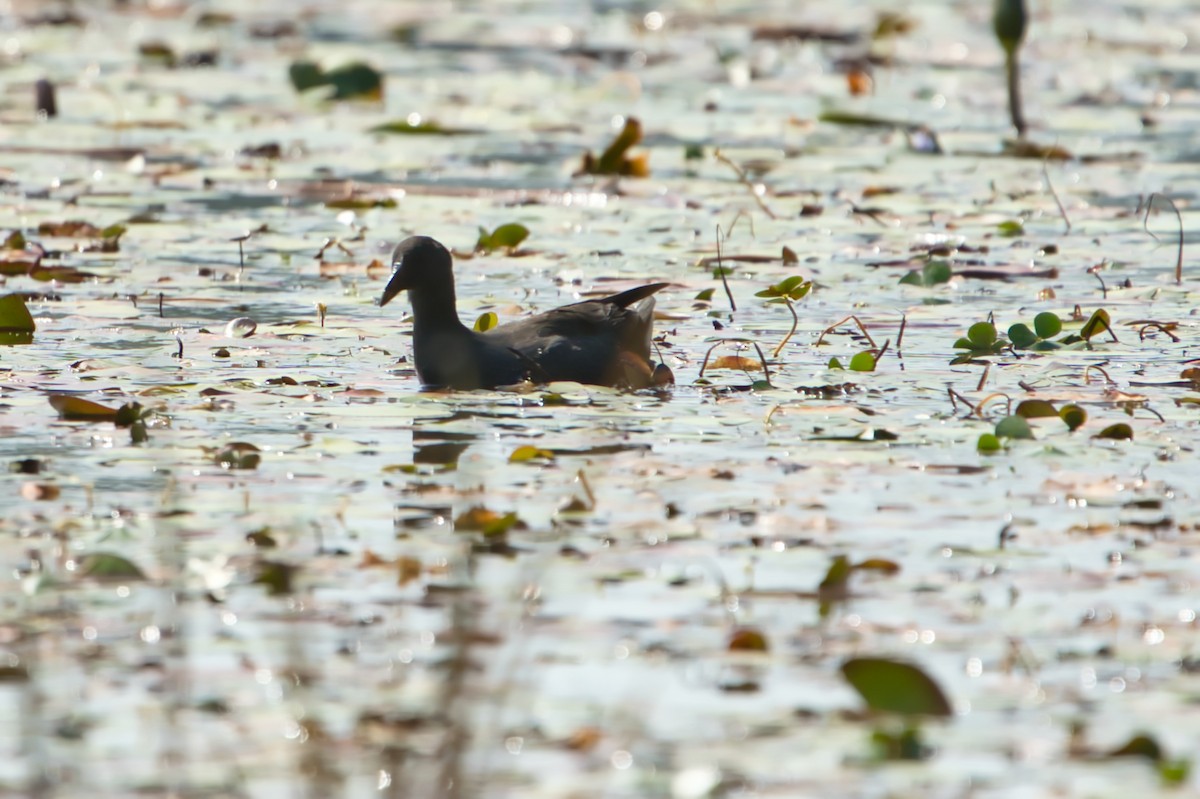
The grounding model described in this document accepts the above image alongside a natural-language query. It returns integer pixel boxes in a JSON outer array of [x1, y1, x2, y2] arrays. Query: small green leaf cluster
[[289, 61, 383, 100], [955, 309, 1113, 363], [952, 321, 1007, 363], [754, 275, 812, 302], [1007, 311, 1062, 349], [978, 400, 1131, 451], [1008, 309, 1112, 349]]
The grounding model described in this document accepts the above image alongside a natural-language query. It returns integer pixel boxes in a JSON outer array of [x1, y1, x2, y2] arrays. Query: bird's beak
[[379, 258, 411, 307]]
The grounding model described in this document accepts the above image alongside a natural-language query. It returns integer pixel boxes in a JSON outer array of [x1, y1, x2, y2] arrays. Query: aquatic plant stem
[[772, 299, 798, 358], [1005, 51, 1026, 137]]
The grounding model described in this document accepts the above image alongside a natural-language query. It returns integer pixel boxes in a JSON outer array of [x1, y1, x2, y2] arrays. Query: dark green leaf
[[1015, 399, 1057, 418], [0, 294, 35, 334], [288, 60, 326, 92], [215, 443, 261, 469], [322, 62, 384, 100], [818, 554, 853, 592], [1095, 423, 1133, 440], [870, 725, 930, 761], [78, 553, 146, 581], [967, 321, 997, 348], [114, 402, 144, 427], [1059, 404, 1086, 431], [369, 120, 476, 136], [1007, 323, 1037, 348], [1032, 311, 1062, 338], [595, 117, 643, 174], [1108, 733, 1162, 762], [840, 657, 953, 717], [254, 560, 296, 595], [995, 415, 1034, 439], [1080, 309, 1112, 341], [901, 260, 952, 287]]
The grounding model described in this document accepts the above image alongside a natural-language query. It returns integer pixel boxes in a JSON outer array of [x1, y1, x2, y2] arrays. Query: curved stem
[[772, 299, 798, 358]]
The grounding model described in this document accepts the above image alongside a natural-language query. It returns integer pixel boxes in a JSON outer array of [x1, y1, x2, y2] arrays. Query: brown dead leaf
[[708, 355, 763, 371]]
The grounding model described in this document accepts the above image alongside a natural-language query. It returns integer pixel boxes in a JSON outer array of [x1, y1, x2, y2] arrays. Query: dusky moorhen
[[379, 236, 668, 390]]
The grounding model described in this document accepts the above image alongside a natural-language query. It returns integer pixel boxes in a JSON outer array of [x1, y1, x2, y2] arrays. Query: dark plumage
[[379, 236, 667, 390]]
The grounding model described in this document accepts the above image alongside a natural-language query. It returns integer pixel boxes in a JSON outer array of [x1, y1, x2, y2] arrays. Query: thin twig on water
[[1142, 192, 1184, 285], [714, 148, 778, 220]]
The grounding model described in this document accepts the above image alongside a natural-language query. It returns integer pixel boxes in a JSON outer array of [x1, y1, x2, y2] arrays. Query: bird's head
[[379, 236, 454, 307]]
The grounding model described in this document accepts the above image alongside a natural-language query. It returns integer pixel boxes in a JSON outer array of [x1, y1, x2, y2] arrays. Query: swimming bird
[[379, 236, 668, 390]]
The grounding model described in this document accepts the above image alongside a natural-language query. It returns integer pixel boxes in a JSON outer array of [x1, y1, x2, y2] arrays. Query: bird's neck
[[408, 285, 467, 337]]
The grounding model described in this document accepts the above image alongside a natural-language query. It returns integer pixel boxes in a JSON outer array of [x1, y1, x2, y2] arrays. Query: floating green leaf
[[215, 442, 262, 469], [321, 62, 384, 100], [369, 120, 477, 136], [254, 560, 296, 595], [968, 322, 997, 347], [841, 657, 953, 717], [325, 197, 398, 210], [952, 319, 1009, 362], [474, 312, 498, 332], [0, 294, 35, 344], [1109, 733, 1162, 762], [1015, 399, 1057, 418], [1095, 422, 1132, 440], [899, 260, 952, 287], [289, 60, 383, 100], [1059, 404, 1086, 431], [995, 415, 1034, 439], [977, 433, 1003, 452], [475, 223, 530, 254], [849, 351, 877, 372], [78, 553, 146, 580], [1033, 311, 1062, 338], [1007, 323, 1037, 348], [287, 60, 326, 92]]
